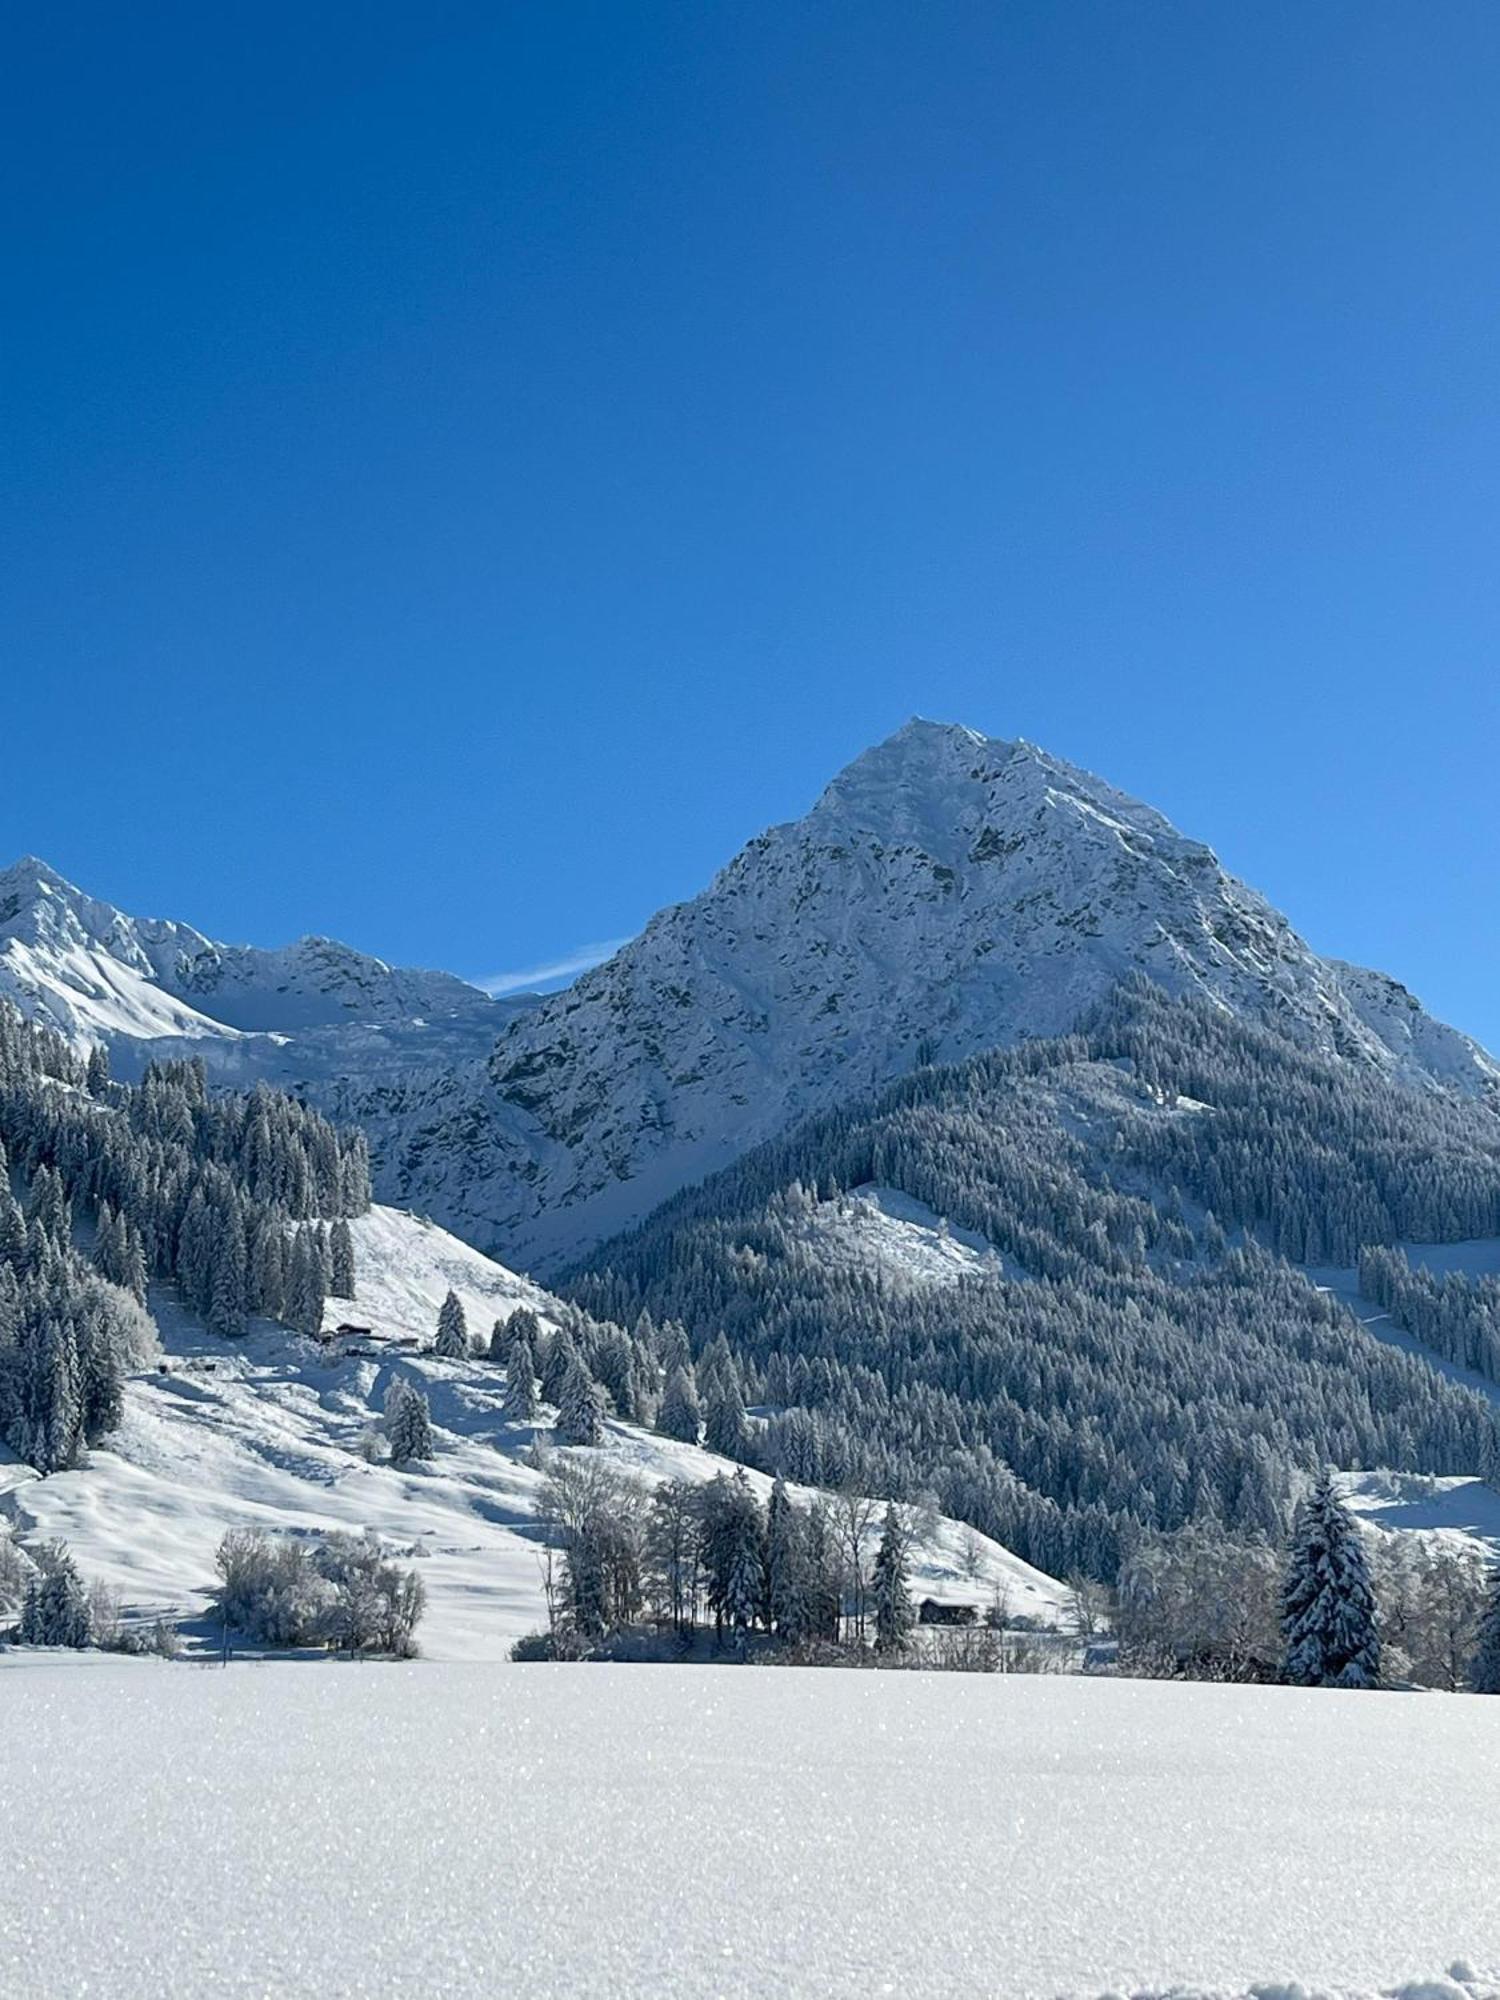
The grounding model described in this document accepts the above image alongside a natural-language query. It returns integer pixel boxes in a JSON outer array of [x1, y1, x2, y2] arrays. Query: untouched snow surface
[[0, 1205, 1066, 1654], [0, 1662, 1497, 1999]]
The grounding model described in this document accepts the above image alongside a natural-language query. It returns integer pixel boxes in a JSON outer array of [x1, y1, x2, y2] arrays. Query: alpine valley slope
[[0, 1202, 1067, 1659], [375, 720, 1499, 1273]]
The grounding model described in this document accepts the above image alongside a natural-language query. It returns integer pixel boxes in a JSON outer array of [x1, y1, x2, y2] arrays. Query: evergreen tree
[[702, 1472, 764, 1640], [491, 1305, 541, 1366], [1470, 1563, 1500, 1694], [18, 1543, 91, 1647], [206, 1197, 247, 1337], [384, 1378, 435, 1463], [872, 1503, 914, 1651], [434, 1288, 469, 1359], [765, 1474, 811, 1641], [250, 1215, 287, 1321], [703, 1373, 748, 1462], [1281, 1472, 1381, 1688], [285, 1225, 326, 1338], [329, 1218, 355, 1301], [501, 1343, 539, 1423], [539, 1329, 578, 1405], [85, 1042, 112, 1098], [657, 1364, 702, 1445], [555, 1356, 607, 1447]]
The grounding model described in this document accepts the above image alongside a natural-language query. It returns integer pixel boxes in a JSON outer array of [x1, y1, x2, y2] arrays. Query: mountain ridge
[[375, 719, 1499, 1271], [0, 852, 529, 1093], [5, 721, 1496, 1278]]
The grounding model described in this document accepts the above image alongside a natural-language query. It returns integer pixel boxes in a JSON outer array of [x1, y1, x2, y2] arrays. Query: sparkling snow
[[0, 1662, 1496, 1999]]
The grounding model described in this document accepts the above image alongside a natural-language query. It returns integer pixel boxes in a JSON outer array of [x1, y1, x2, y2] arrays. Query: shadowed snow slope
[[373, 720, 1500, 1271], [0, 1663, 1496, 2000], [0, 1205, 1065, 1656]]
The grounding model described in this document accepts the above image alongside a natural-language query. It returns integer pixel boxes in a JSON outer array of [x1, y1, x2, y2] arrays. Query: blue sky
[[4, 4, 1498, 1037]]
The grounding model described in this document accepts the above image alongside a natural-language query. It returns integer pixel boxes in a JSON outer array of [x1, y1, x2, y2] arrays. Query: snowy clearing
[[0, 1206, 1067, 1654], [1339, 1470, 1500, 1565], [0, 1661, 1497, 1999], [798, 1182, 1023, 1286]]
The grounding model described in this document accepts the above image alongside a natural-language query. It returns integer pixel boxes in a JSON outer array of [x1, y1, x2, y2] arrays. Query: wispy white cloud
[[477, 937, 632, 997]]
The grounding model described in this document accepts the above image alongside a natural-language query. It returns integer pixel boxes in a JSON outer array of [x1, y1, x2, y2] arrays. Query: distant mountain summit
[[0, 855, 521, 1090], [373, 720, 1500, 1272]]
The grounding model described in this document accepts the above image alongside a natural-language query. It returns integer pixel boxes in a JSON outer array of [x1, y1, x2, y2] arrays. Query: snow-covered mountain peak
[[0, 855, 160, 962], [801, 722, 1210, 874], [377, 722, 1500, 1273]]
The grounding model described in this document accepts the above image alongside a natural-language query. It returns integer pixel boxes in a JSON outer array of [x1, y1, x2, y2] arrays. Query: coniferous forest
[[0, 999, 370, 1473], [565, 980, 1500, 1582]]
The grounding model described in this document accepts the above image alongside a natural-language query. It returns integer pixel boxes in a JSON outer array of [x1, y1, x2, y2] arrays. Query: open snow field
[[0, 1660, 1497, 2000]]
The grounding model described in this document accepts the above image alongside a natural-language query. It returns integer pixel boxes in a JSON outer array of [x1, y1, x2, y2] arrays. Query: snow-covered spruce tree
[[501, 1342, 538, 1423], [383, 1378, 435, 1463], [702, 1373, 748, 1462], [701, 1472, 765, 1642], [18, 1541, 91, 1648], [249, 1214, 287, 1320], [85, 1042, 111, 1098], [285, 1225, 326, 1339], [554, 1355, 606, 1447], [491, 1304, 541, 1366], [1281, 1472, 1381, 1688], [872, 1503, 915, 1652], [657, 1364, 702, 1445], [434, 1288, 469, 1359], [765, 1474, 811, 1643], [538, 1327, 578, 1405], [1471, 1564, 1500, 1694], [329, 1218, 355, 1301]]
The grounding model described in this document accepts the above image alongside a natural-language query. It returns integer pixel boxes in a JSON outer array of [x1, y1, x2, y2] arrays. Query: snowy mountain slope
[[373, 720, 1500, 1272], [0, 855, 529, 1093], [0, 1205, 1067, 1658]]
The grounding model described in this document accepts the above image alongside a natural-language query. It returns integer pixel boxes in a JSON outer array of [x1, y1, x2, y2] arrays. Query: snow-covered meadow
[[1, 1659, 1497, 2000]]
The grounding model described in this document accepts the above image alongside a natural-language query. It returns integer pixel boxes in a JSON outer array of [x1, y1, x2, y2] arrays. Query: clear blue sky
[[4, 4, 1498, 1037]]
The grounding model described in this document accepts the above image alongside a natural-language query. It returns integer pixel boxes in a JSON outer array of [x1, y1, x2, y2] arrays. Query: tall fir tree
[[872, 1503, 914, 1652], [1281, 1472, 1382, 1688], [434, 1288, 469, 1359], [384, 1378, 435, 1463], [329, 1218, 356, 1301], [657, 1364, 702, 1445], [554, 1356, 606, 1447], [765, 1474, 811, 1641], [501, 1342, 539, 1423]]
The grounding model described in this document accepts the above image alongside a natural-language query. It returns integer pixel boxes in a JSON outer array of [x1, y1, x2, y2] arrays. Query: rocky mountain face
[[0, 856, 523, 1092], [371, 721, 1500, 1274]]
